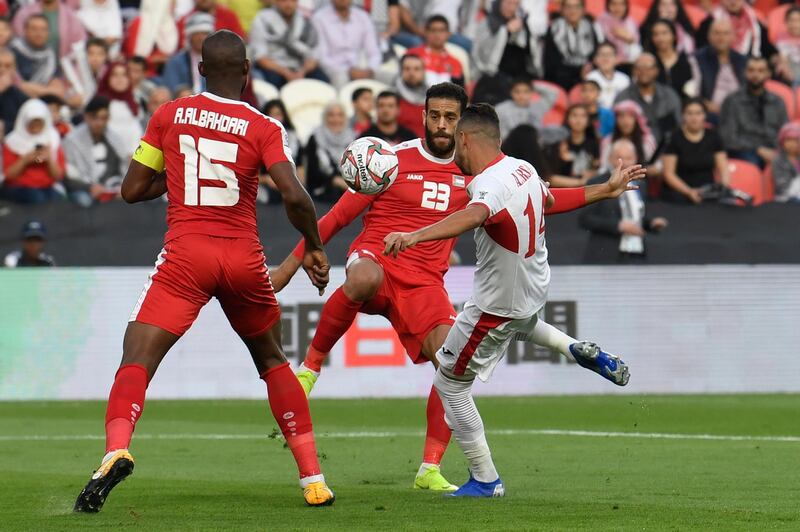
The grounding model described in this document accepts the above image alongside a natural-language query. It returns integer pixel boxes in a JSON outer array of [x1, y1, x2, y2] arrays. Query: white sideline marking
[[0, 429, 799, 443]]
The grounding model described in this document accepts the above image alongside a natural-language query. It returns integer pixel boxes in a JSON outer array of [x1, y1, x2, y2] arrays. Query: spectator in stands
[[12, 0, 87, 59], [640, 0, 695, 55], [720, 57, 788, 168], [162, 12, 214, 95], [361, 90, 416, 145], [601, 99, 657, 171], [123, 0, 179, 76], [0, 47, 28, 136], [10, 14, 65, 99], [396, 0, 470, 50], [250, 0, 326, 88], [4, 220, 56, 268], [2, 98, 65, 204], [77, 0, 123, 51], [128, 56, 155, 111], [305, 101, 353, 202], [544, 0, 603, 90], [614, 53, 681, 146], [473, 0, 541, 104], [395, 53, 426, 139], [63, 95, 128, 207], [86, 37, 109, 82], [41, 94, 70, 137], [549, 104, 599, 185], [353, 0, 401, 54], [597, 0, 642, 65], [690, 19, 746, 119], [696, 0, 776, 60], [587, 42, 630, 109], [775, 7, 800, 85], [312, 0, 382, 89], [646, 19, 693, 100], [96, 61, 142, 156], [408, 15, 464, 87], [258, 98, 305, 203], [494, 77, 558, 140], [0, 16, 12, 48], [579, 139, 668, 264], [501, 124, 553, 183], [772, 121, 800, 202], [217, 0, 261, 33], [141, 85, 171, 129], [662, 98, 730, 204], [350, 87, 374, 136], [179, 0, 245, 40], [579, 79, 615, 137]]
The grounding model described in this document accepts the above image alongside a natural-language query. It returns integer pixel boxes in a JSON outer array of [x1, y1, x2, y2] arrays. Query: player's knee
[[343, 262, 383, 301]]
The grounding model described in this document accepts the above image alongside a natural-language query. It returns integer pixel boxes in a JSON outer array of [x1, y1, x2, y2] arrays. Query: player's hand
[[302, 249, 330, 296], [618, 220, 645, 237], [383, 232, 419, 257], [650, 217, 669, 232], [605, 159, 646, 198], [270, 254, 302, 293]]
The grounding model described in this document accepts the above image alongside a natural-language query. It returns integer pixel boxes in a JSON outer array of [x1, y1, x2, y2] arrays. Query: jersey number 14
[[180, 135, 240, 206]]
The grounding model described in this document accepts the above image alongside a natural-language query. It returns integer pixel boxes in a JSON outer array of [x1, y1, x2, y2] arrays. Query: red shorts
[[130, 234, 280, 338], [348, 249, 456, 364]]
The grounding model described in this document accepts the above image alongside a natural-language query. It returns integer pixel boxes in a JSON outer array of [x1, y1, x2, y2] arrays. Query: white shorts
[[436, 300, 539, 382]]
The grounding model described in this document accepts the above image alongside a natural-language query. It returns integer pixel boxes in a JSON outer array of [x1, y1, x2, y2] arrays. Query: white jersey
[[467, 154, 550, 319]]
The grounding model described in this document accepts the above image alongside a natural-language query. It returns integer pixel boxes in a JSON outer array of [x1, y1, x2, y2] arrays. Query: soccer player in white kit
[[383, 104, 641, 497]]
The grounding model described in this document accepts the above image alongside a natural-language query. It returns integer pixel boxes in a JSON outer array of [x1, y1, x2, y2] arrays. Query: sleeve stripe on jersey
[[132, 140, 165, 172]]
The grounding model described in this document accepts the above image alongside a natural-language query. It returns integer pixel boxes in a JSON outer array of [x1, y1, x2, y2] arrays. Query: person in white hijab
[[2, 98, 65, 203], [306, 101, 354, 201], [78, 0, 123, 45]]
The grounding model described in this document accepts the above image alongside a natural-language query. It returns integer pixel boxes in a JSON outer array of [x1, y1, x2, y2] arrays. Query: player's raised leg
[[296, 257, 383, 394], [517, 320, 630, 386], [243, 324, 335, 506], [74, 322, 179, 513]]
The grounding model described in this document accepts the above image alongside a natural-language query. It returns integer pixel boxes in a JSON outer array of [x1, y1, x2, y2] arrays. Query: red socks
[[422, 384, 451, 465], [105, 364, 148, 453], [262, 362, 321, 479], [305, 287, 363, 371]]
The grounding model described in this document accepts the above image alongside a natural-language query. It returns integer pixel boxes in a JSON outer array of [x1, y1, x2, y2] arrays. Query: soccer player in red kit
[[270, 82, 635, 491], [73, 31, 334, 512]]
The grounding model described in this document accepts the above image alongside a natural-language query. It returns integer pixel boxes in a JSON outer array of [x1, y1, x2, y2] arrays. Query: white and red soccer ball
[[339, 136, 399, 195]]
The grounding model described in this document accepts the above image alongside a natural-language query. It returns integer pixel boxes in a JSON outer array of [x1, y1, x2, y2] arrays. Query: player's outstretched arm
[[121, 160, 167, 203], [270, 161, 330, 295], [546, 161, 646, 215], [384, 204, 488, 257]]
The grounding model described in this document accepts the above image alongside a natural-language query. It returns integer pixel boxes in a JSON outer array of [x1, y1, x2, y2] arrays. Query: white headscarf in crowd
[[313, 102, 355, 176], [4, 99, 61, 159], [78, 0, 123, 41], [134, 0, 179, 58]]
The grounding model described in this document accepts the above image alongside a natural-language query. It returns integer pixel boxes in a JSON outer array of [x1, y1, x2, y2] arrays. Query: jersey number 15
[[180, 135, 240, 206]]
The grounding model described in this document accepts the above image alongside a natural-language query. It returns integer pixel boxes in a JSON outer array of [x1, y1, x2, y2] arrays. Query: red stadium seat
[[630, 4, 648, 24], [568, 83, 582, 104], [726, 159, 767, 206], [765, 80, 796, 119], [754, 0, 780, 20], [767, 4, 791, 43], [763, 165, 776, 202], [532, 80, 569, 126], [684, 4, 709, 29], [585, 0, 605, 19]]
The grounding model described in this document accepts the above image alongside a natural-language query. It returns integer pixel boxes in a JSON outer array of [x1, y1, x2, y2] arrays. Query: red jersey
[[140, 92, 292, 243], [407, 46, 464, 86]]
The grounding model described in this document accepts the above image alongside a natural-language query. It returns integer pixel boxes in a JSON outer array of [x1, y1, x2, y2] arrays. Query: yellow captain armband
[[133, 140, 165, 172]]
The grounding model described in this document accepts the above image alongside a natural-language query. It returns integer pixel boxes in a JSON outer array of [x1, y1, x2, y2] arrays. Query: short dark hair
[[747, 55, 770, 71], [682, 96, 706, 113], [457, 103, 501, 141], [786, 6, 800, 20], [595, 41, 617, 57], [85, 95, 110, 115], [86, 37, 108, 52], [40, 94, 65, 107], [581, 79, 601, 91], [25, 13, 49, 28], [130, 55, 148, 68], [425, 82, 468, 114], [425, 14, 450, 30], [400, 53, 424, 68], [376, 90, 399, 104], [510, 76, 533, 90], [351, 87, 373, 103]]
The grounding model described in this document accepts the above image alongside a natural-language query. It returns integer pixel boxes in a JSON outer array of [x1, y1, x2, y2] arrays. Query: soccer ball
[[339, 137, 399, 195]]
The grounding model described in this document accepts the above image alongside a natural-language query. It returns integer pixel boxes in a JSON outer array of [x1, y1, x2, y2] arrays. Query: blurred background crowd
[[1, 0, 799, 267]]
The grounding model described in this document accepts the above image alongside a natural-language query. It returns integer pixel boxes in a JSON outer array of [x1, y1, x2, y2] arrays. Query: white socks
[[433, 369, 499, 483], [517, 319, 577, 362], [298, 363, 320, 377], [299, 473, 325, 488]]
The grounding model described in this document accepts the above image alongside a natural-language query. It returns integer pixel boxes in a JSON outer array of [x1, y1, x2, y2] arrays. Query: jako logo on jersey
[[452, 175, 465, 187], [407, 173, 424, 181]]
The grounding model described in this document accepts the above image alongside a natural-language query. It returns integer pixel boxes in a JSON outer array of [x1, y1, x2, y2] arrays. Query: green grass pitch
[[1, 395, 798, 531]]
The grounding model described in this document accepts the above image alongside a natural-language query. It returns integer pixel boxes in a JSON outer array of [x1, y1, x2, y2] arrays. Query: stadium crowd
[[1, 0, 800, 263]]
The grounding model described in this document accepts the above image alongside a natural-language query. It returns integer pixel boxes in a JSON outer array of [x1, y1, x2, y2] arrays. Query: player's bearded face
[[424, 98, 460, 158]]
